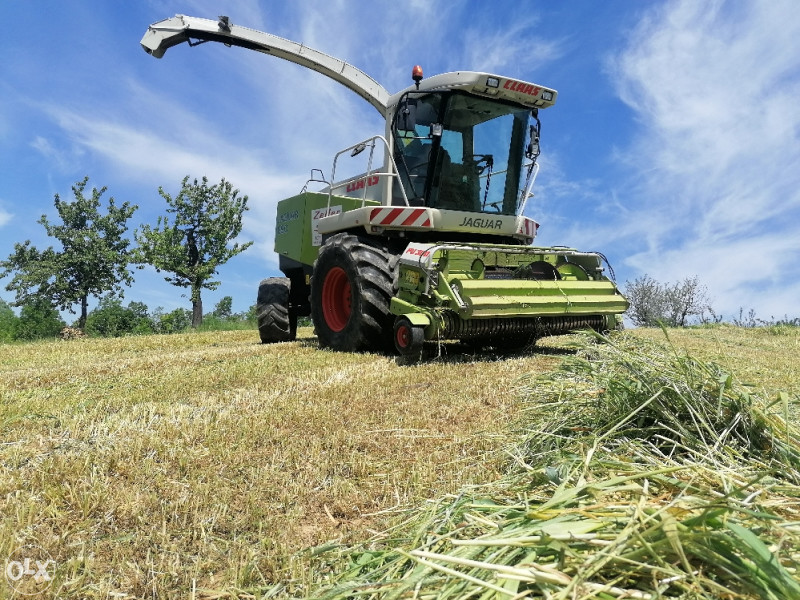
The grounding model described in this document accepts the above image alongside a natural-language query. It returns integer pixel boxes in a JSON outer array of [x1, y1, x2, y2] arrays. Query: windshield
[[393, 92, 536, 216]]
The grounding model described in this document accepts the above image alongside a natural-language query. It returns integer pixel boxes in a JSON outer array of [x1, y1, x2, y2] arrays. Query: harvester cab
[[389, 70, 547, 220], [141, 15, 628, 359]]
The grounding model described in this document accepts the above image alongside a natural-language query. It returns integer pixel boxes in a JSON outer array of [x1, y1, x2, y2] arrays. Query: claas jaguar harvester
[[141, 15, 628, 358]]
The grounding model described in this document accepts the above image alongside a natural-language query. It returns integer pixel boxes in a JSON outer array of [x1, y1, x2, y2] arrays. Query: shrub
[[243, 303, 258, 323], [212, 296, 234, 320], [152, 307, 192, 334], [85, 296, 154, 337], [624, 274, 712, 327], [14, 296, 65, 340], [0, 299, 18, 342]]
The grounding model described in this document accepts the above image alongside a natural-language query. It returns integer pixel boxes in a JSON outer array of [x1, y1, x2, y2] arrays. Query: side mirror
[[527, 111, 541, 159], [527, 133, 540, 159], [397, 98, 418, 133]]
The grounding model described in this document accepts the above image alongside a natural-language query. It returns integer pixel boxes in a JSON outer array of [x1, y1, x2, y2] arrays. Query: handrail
[[518, 162, 540, 213], [327, 136, 409, 209], [300, 169, 330, 194]]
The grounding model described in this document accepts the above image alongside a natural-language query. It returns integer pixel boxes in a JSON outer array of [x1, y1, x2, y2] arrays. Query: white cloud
[[605, 0, 800, 317], [179, 0, 266, 30], [39, 5, 393, 279], [461, 17, 566, 76], [611, 0, 800, 230], [42, 103, 299, 264], [626, 231, 800, 315], [30, 136, 85, 172], [0, 206, 12, 228]]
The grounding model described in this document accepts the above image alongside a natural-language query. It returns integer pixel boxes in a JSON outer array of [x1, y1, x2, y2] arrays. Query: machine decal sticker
[[457, 216, 503, 229], [276, 209, 300, 236], [517, 218, 538, 237], [311, 205, 342, 246], [503, 79, 542, 97], [370, 207, 431, 228], [345, 175, 380, 193], [404, 246, 432, 258]]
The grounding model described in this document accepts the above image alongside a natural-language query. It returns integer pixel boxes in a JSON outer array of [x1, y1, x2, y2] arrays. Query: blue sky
[[2, 0, 799, 321]]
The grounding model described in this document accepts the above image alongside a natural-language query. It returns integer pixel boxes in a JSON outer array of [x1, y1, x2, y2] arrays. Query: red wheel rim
[[321, 267, 351, 332], [396, 323, 411, 349]]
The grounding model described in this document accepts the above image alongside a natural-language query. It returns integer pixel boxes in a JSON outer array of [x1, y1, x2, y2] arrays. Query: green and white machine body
[[142, 15, 628, 357]]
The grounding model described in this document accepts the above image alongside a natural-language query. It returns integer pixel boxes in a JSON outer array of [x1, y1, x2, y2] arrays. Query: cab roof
[[388, 71, 557, 111]]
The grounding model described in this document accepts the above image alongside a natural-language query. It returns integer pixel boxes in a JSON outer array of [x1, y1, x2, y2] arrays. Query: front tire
[[257, 277, 296, 343], [394, 316, 424, 361], [310, 233, 397, 352]]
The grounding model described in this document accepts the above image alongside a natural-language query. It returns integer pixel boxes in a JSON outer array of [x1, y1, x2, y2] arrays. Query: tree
[[213, 296, 234, 320], [85, 296, 154, 337], [14, 296, 65, 341], [151, 307, 192, 334], [624, 274, 712, 327], [135, 176, 253, 328], [0, 298, 18, 342], [0, 177, 137, 330], [244, 304, 258, 323]]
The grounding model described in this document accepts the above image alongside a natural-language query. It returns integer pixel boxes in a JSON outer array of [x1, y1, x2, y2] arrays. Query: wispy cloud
[[41, 101, 298, 265], [461, 17, 566, 75], [0, 206, 12, 229], [10, 1, 798, 321], [29, 136, 87, 173], [604, 0, 800, 316]]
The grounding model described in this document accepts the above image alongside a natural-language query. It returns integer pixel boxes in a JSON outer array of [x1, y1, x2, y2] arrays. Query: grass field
[[1, 325, 798, 598], [634, 324, 800, 403]]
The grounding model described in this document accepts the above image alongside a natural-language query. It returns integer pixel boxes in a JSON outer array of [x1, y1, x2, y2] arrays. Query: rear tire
[[311, 233, 397, 352], [257, 277, 297, 343]]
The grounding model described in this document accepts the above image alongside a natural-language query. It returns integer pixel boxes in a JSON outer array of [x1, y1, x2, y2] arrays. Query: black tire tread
[[257, 277, 295, 343], [311, 233, 397, 352]]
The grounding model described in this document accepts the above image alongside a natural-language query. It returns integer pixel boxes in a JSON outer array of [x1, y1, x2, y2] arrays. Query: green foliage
[[151, 307, 192, 334], [244, 303, 258, 323], [195, 295, 257, 331], [14, 296, 65, 340], [85, 296, 154, 337], [212, 295, 234, 319], [733, 307, 800, 328], [624, 274, 713, 327], [0, 298, 18, 342], [135, 176, 253, 328], [0, 177, 137, 330], [195, 315, 255, 332]]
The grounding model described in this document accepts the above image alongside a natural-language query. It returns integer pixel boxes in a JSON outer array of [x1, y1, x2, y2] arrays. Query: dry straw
[[313, 331, 800, 599], [0, 329, 560, 597]]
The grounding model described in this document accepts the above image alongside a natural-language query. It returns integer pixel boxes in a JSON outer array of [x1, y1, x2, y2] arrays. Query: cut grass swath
[[312, 332, 800, 599]]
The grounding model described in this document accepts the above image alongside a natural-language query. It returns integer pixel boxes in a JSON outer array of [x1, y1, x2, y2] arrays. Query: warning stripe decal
[[517, 217, 538, 237], [369, 207, 432, 228], [401, 211, 426, 226]]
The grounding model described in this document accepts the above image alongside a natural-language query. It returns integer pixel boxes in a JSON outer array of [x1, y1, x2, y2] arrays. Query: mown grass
[[634, 324, 800, 404], [312, 328, 800, 599], [1, 325, 798, 598], [0, 328, 569, 598]]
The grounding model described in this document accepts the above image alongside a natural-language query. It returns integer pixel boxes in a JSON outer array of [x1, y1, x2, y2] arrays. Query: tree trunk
[[191, 291, 203, 328], [78, 295, 88, 330]]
